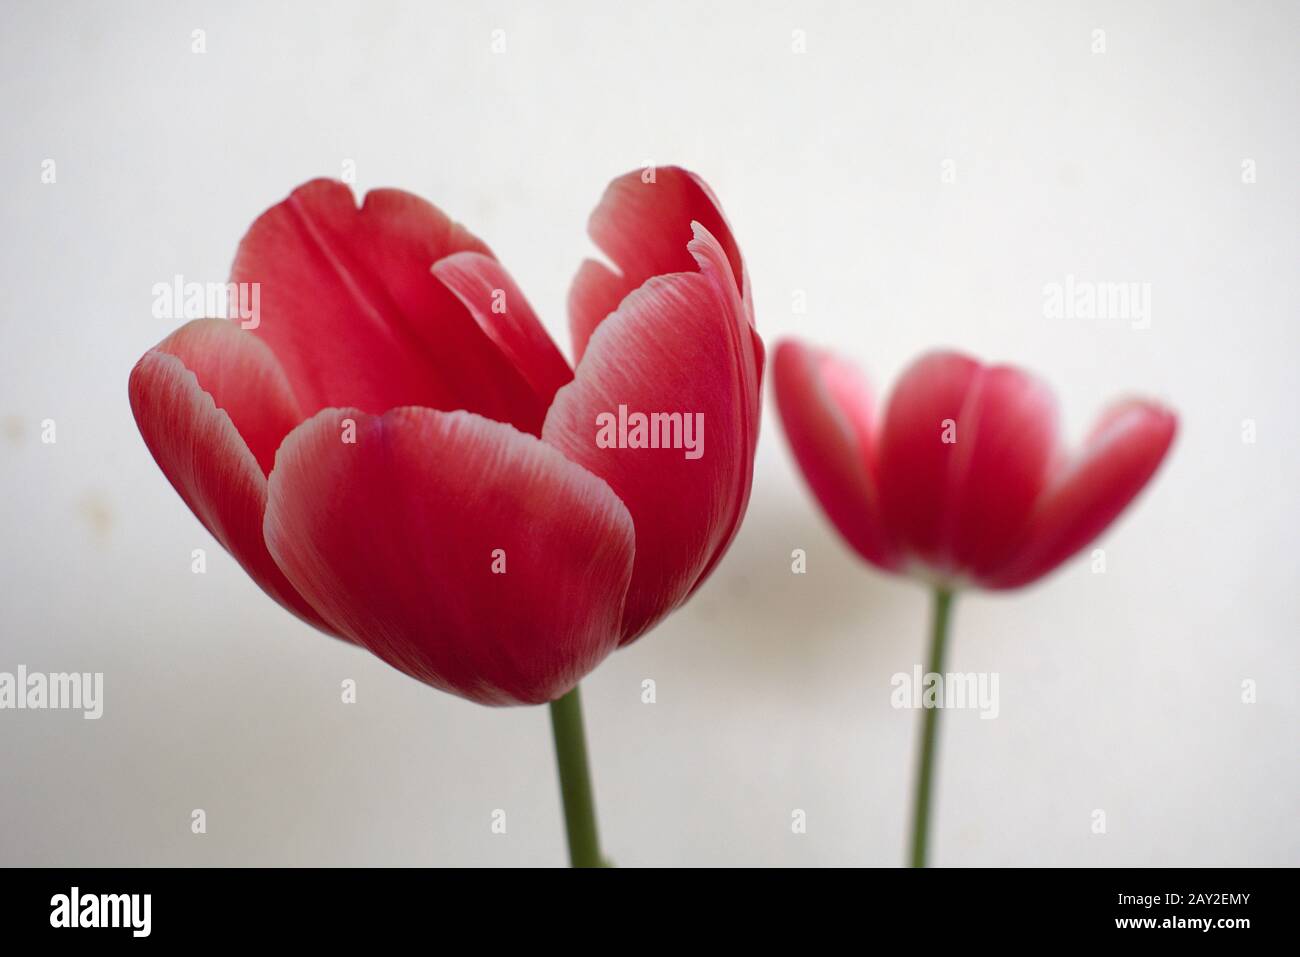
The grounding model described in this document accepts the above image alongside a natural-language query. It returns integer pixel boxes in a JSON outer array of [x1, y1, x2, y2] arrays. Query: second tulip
[[774, 340, 1176, 866]]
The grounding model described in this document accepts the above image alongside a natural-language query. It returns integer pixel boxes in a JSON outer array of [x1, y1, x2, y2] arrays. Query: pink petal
[[772, 339, 902, 571], [984, 400, 1177, 589], [263, 407, 636, 705], [682, 228, 765, 597], [945, 365, 1060, 579], [128, 340, 329, 630], [543, 224, 762, 643], [231, 179, 548, 433], [568, 166, 748, 362], [152, 319, 303, 475], [875, 351, 983, 572], [431, 251, 573, 410]]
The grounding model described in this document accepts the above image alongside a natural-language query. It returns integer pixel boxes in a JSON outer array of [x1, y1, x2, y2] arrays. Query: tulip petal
[[128, 345, 329, 629], [875, 351, 983, 572], [543, 224, 761, 643], [263, 407, 636, 705], [946, 365, 1060, 578], [231, 179, 548, 433], [773, 340, 902, 570], [568, 166, 748, 362], [431, 251, 573, 409], [984, 400, 1177, 588], [151, 319, 303, 475]]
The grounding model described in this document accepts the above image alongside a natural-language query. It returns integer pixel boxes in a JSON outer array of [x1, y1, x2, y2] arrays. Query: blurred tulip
[[774, 342, 1176, 590], [774, 340, 1176, 866]]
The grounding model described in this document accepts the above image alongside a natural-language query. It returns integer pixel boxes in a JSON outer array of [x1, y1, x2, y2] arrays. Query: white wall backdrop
[[0, 0, 1296, 866]]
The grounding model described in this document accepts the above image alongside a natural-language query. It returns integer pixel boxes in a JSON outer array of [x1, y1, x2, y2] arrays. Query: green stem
[[548, 684, 604, 867], [909, 587, 955, 868]]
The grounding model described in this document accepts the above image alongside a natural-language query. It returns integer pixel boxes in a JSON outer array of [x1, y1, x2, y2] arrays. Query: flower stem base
[[549, 683, 605, 867], [909, 587, 954, 868]]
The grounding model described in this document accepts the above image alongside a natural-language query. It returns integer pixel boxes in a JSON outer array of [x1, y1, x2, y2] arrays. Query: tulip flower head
[[774, 341, 1176, 591], [774, 339, 1176, 867], [130, 169, 763, 707]]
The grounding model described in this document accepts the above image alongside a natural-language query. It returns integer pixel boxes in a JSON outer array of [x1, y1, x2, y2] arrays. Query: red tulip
[[774, 341, 1176, 590], [775, 340, 1176, 867], [130, 168, 763, 707]]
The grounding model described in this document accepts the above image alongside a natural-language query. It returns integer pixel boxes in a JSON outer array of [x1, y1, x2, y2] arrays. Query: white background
[[1, 0, 1296, 866]]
